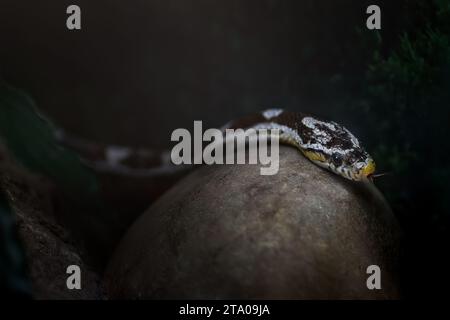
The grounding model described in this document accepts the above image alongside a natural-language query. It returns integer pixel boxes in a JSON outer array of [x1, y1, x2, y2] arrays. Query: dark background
[[1, 0, 401, 147], [1, 0, 449, 299]]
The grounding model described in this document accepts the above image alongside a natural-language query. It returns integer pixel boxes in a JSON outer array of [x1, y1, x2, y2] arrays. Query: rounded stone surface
[[105, 146, 400, 299]]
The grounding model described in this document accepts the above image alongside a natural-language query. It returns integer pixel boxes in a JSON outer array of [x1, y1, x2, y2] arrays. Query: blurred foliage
[[361, 0, 450, 225], [0, 83, 99, 200], [0, 191, 31, 298], [357, 0, 450, 297], [304, 0, 450, 298]]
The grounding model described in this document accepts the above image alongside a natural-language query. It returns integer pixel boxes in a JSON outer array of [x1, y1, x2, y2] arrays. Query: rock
[[0, 181, 30, 297], [105, 146, 401, 299], [0, 142, 105, 299]]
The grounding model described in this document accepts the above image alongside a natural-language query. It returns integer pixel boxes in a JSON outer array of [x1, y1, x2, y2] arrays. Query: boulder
[[0, 142, 105, 299], [105, 146, 401, 299]]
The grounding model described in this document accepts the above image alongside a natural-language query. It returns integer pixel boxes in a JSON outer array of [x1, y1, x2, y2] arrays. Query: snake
[[222, 108, 376, 181], [57, 108, 376, 182]]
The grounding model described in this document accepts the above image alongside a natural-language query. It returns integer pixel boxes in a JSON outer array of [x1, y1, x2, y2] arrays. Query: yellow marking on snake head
[[303, 150, 326, 163], [361, 158, 376, 177]]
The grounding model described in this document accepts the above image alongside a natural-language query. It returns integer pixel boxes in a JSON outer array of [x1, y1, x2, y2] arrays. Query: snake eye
[[331, 153, 342, 166]]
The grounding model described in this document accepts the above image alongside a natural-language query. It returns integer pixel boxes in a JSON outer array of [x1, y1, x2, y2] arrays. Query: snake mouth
[[360, 158, 376, 178]]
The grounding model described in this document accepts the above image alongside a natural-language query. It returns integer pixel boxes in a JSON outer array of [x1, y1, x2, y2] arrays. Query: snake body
[[58, 109, 375, 182]]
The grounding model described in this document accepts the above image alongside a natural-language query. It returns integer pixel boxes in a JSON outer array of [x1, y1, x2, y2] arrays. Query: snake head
[[299, 116, 376, 181]]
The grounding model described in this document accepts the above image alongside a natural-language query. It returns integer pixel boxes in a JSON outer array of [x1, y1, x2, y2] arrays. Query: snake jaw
[[306, 155, 376, 182], [361, 158, 376, 178], [348, 158, 376, 181], [331, 158, 376, 181]]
